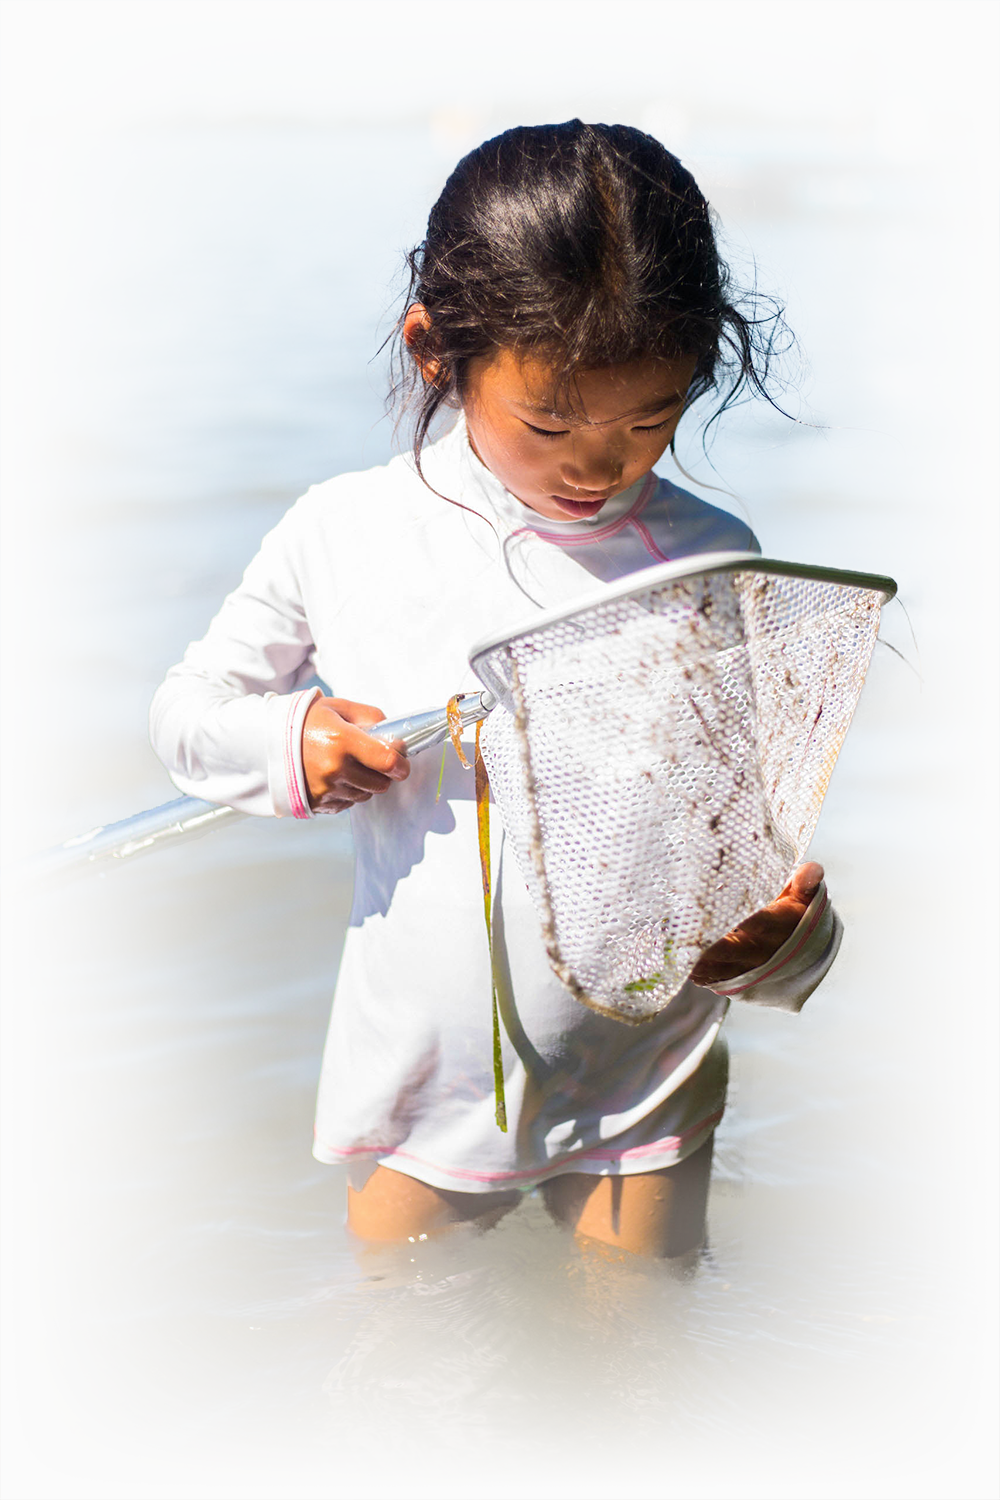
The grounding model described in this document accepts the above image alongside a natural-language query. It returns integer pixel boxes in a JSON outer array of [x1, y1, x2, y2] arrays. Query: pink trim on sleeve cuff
[[280, 687, 321, 819]]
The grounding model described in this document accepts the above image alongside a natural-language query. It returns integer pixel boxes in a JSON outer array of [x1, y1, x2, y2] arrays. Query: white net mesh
[[474, 559, 890, 1024]]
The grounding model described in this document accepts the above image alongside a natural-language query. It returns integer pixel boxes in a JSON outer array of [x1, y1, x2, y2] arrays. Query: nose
[[560, 435, 625, 493]]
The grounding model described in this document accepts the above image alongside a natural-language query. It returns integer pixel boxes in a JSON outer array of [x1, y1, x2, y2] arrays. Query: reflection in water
[[5, 118, 994, 1500]]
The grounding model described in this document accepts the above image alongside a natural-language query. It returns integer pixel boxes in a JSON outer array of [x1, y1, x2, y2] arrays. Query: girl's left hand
[[689, 862, 824, 988]]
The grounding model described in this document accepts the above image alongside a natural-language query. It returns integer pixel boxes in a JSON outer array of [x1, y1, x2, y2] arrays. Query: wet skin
[[460, 342, 698, 522], [348, 1137, 716, 1263]]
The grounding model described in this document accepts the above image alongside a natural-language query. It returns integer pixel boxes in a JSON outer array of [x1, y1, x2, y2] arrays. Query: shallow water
[[3, 116, 997, 1500]]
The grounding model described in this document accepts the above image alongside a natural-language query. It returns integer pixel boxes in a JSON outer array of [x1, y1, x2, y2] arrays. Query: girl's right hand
[[302, 696, 410, 813]]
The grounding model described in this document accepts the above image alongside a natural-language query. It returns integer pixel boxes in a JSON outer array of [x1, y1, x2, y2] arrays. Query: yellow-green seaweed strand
[[475, 720, 507, 1131], [434, 742, 447, 803]]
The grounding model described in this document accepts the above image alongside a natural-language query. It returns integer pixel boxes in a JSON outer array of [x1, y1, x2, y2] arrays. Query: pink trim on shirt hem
[[284, 694, 311, 819], [711, 891, 828, 995], [314, 1107, 722, 1184], [507, 472, 658, 549]]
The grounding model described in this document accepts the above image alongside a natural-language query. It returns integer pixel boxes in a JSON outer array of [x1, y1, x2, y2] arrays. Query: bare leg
[[541, 1134, 714, 1260], [347, 1163, 521, 1247]]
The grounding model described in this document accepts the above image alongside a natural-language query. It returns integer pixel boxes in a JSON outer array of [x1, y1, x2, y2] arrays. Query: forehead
[[471, 347, 696, 424]]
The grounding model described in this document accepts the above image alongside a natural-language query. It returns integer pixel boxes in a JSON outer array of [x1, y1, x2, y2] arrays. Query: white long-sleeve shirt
[[151, 417, 842, 1193]]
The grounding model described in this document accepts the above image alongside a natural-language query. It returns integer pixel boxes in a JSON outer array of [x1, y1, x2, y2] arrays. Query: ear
[[403, 303, 444, 387]]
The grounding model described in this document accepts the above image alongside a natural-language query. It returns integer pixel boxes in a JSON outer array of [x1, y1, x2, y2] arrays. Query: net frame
[[469, 552, 896, 1024]]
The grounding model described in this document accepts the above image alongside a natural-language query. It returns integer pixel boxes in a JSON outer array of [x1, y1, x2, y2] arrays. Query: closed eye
[[634, 400, 684, 432], [523, 405, 681, 438]]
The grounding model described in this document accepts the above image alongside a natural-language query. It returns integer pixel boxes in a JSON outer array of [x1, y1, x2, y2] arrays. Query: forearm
[[148, 497, 330, 816], [150, 674, 319, 818]]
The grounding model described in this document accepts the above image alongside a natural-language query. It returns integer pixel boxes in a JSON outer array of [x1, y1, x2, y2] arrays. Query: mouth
[[550, 493, 613, 518]]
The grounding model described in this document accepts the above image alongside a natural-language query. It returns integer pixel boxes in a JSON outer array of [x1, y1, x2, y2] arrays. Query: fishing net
[[471, 554, 894, 1025]]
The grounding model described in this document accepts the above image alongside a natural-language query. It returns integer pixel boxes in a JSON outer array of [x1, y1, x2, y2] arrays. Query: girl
[[151, 121, 841, 1261]]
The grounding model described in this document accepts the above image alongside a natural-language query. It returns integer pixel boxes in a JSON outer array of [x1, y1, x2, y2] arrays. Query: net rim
[[468, 551, 897, 696]]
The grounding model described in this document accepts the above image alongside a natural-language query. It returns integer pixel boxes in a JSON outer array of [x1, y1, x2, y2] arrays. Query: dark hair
[[391, 119, 791, 477]]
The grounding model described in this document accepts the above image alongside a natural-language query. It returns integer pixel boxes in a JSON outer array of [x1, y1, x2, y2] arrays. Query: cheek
[[505, 442, 556, 493], [475, 420, 549, 487], [637, 423, 678, 468]]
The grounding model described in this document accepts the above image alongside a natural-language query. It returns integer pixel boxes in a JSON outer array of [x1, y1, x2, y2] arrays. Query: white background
[[2, 4, 997, 1498]]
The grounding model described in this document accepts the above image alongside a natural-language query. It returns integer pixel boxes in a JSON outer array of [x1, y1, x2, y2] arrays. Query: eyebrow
[[519, 391, 686, 423]]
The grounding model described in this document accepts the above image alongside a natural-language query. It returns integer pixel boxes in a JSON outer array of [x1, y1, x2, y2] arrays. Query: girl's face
[[462, 347, 697, 522]]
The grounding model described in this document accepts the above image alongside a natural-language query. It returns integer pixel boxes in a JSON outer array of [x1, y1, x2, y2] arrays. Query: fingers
[[336, 754, 401, 796], [791, 861, 824, 901], [341, 722, 409, 782], [689, 934, 749, 987], [314, 760, 408, 810], [313, 797, 355, 815], [308, 746, 406, 806], [330, 698, 386, 729], [779, 861, 824, 906]]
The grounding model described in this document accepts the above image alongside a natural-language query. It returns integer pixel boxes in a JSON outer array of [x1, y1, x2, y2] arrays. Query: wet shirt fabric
[[151, 418, 843, 1193]]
